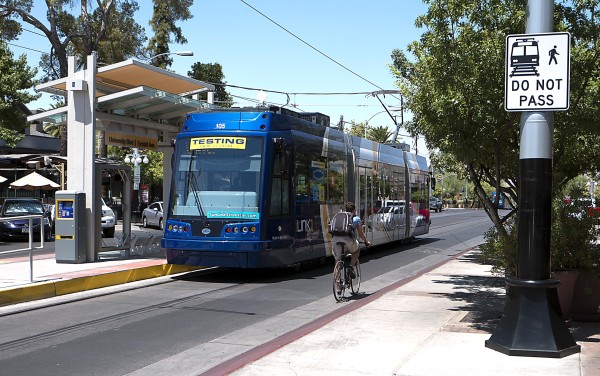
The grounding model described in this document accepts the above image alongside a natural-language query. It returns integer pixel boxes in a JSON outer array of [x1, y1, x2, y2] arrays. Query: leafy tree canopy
[[107, 146, 164, 186], [347, 121, 367, 138], [188, 62, 233, 107], [0, 40, 38, 133], [1, 0, 193, 157], [147, 0, 193, 68], [0, 0, 147, 81], [368, 125, 393, 143], [391, 0, 600, 234]]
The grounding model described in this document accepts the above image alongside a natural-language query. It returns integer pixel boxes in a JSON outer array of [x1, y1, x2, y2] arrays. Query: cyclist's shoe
[[348, 266, 356, 279]]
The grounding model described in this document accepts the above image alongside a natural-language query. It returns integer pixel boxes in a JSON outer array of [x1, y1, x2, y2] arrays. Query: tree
[[0, 1, 147, 81], [187, 62, 233, 107], [147, 0, 193, 69], [347, 121, 367, 138], [563, 175, 591, 200], [0, 1, 148, 155], [0, 40, 38, 145], [108, 146, 164, 186], [368, 125, 393, 143], [391, 0, 600, 236]]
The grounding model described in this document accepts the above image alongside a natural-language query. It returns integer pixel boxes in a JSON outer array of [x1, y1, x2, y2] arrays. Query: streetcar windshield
[[169, 136, 264, 221]]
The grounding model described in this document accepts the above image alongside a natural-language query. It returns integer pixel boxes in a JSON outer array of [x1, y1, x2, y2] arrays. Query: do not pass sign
[[504, 32, 570, 112]]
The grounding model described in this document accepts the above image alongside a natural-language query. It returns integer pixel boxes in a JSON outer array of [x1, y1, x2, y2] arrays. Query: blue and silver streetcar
[[162, 108, 430, 268]]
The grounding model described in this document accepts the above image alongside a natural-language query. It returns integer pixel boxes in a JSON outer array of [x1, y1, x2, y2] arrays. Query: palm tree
[[41, 102, 65, 138], [368, 126, 393, 143]]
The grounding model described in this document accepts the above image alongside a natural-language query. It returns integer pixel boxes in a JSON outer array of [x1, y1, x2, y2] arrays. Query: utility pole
[[414, 135, 418, 155]]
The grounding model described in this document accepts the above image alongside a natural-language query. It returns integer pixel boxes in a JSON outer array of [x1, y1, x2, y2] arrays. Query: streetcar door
[[391, 170, 404, 241], [357, 166, 374, 242]]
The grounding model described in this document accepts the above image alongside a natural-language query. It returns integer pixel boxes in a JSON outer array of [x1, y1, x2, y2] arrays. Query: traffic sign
[[504, 32, 570, 112]]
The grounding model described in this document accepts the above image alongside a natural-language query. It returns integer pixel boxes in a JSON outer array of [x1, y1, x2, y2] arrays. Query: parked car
[[0, 198, 53, 242], [141, 201, 163, 230], [48, 204, 56, 233], [101, 198, 116, 238], [429, 197, 443, 212]]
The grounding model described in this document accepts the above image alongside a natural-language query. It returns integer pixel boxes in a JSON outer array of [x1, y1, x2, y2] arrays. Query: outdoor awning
[[28, 60, 218, 129], [35, 59, 215, 98], [8, 171, 60, 190]]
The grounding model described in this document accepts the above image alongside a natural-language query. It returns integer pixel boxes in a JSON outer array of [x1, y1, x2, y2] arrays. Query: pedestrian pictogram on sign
[[504, 32, 570, 112]]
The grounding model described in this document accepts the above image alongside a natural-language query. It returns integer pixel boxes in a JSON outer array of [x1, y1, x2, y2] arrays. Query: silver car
[[142, 201, 163, 230], [101, 198, 116, 237]]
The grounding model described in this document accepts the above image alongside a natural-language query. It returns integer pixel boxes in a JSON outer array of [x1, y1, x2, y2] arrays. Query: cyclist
[[331, 202, 371, 278]]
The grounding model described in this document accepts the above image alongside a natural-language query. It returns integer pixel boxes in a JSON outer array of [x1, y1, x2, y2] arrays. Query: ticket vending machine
[[55, 190, 87, 263]]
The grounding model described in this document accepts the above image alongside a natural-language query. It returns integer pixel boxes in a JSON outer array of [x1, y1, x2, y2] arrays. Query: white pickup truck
[[429, 197, 443, 212]]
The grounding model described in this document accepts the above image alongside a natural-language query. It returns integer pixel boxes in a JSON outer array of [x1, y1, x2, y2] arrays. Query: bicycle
[[332, 241, 361, 302]]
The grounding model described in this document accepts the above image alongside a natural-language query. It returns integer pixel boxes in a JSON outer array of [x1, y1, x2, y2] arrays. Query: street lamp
[[124, 147, 149, 207], [124, 148, 149, 218], [146, 51, 194, 63]]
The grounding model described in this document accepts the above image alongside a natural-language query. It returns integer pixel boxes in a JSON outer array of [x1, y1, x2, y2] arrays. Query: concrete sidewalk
[[224, 251, 600, 376], [0, 245, 598, 376]]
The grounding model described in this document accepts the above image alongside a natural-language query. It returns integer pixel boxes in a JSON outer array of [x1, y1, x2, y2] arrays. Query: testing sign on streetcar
[[504, 32, 570, 112], [190, 136, 247, 149]]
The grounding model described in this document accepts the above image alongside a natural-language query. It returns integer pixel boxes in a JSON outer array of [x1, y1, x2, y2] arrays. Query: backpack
[[328, 211, 354, 237]]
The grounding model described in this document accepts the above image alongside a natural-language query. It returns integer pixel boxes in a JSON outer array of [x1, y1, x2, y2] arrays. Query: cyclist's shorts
[[331, 235, 359, 261]]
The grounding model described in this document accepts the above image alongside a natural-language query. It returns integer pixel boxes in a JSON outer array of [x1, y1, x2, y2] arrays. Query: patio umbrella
[[9, 171, 60, 190], [0, 175, 6, 183]]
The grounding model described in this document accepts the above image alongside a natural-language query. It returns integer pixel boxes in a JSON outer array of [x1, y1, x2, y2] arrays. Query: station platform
[[0, 248, 200, 306]]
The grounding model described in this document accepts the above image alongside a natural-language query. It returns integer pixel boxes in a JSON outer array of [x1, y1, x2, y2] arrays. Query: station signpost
[[486, 0, 580, 358]]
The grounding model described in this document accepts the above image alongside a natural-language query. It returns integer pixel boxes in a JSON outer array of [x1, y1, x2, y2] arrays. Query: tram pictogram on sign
[[504, 32, 570, 112]]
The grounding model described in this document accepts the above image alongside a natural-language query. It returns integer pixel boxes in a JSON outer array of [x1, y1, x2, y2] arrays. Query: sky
[[8, 0, 429, 158]]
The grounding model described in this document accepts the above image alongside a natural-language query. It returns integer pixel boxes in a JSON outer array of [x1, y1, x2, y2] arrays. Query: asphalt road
[[0, 209, 493, 376]]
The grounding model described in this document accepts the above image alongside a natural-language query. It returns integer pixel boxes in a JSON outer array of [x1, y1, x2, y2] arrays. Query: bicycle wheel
[[332, 261, 345, 302], [350, 259, 361, 295]]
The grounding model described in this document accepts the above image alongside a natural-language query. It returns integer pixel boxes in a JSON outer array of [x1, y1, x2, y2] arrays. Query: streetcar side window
[[310, 157, 327, 204], [328, 157, 345, 204], [270, 146, 291, 216], [295, 153, 310, 204]]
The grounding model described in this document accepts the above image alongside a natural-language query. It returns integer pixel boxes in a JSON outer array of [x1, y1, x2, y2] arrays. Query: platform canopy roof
[[28, 59, 217, 132]]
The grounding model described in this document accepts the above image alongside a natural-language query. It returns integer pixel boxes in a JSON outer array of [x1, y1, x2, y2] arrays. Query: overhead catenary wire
[[5, 42, 46, 54], [22, 28, 46, 37], [238, 0, 404, 131], [6, 28, 49, 54], [8, 3, 402, 117], [239, 0, 397, 99], [209, 81, 399, 109]]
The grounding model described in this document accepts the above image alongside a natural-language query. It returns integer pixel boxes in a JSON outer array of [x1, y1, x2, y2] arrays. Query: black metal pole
[[485, 0, 579, 358]]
